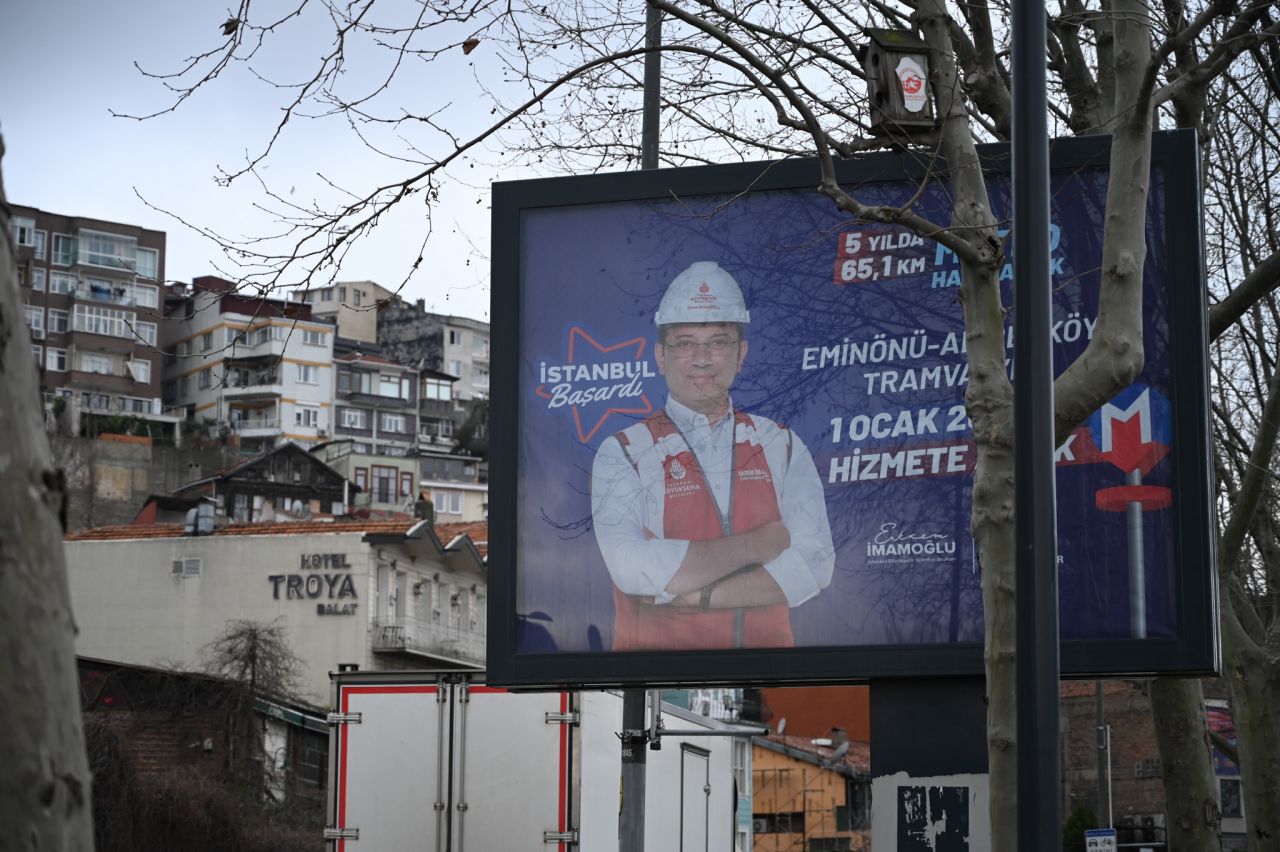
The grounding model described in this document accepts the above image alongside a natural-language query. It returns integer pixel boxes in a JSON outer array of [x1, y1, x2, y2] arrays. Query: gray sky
[[1, 0, 508, 321]]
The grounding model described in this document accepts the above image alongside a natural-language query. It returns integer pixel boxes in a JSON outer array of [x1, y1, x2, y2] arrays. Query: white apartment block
[[440, 315, 490, 401], [295, 280, 393, 344], [163, 276, 336, 455]]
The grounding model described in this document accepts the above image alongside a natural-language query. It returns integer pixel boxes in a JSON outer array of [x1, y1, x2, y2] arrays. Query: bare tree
[[124, 1, 1280, 846], [0, 138, 94, 849]]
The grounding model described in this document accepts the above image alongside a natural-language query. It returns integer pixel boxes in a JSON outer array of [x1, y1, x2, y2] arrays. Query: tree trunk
[[0, 138, 95, 848], [1220, 592, 1280, 852], [1150, 677, 1221, 851]]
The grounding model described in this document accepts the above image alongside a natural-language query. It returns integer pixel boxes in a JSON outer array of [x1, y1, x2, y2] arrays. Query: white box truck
[[325, 670, 754, 851]]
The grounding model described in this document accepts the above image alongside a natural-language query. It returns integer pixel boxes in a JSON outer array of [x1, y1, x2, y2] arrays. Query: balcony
[[230, 416, 280, 437], [222, 376, 282, 399], [372, 617, 485, 667]]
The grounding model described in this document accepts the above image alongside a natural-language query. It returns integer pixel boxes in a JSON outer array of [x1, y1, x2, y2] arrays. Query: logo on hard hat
[[654, 261, 751, 326]]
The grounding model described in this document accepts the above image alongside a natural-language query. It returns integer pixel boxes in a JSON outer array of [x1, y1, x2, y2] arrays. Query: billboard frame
[[488, 130, 1218, 690]]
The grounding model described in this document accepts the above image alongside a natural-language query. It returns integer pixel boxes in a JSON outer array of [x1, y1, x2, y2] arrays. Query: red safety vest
[[610, 410, 794, 650]]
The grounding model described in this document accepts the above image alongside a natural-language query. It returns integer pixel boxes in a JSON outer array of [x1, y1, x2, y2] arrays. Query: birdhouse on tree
[[861, 29, 935, 133]]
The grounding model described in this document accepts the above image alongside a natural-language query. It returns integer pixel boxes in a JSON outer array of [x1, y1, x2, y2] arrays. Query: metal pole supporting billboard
[[619, 7, 663, 851], [1011, 0, 1061, 847]]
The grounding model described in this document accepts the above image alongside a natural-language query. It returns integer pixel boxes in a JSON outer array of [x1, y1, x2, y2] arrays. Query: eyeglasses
[[664, 336, 741, 358]]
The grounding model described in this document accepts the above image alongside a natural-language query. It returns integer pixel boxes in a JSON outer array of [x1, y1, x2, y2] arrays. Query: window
[[198, 368, 212, 389], [226, 367, 250, 387], [179, 375, 190, 395], [52, 234, 76, 266], [225, 327, 241, 345], [320, 288, 333, 302], [423, 378, 452, 401], [135, 247, 159, 280], [379, 374, 401, 397], [302, 329, 326, 346], [73, 304, 136, 339], [338, 286, 347, 303], [341, 408, 369, 429], [46, 348, 67, 372], [353, 289, 363, 307], [296, 364, 319, 384], [449, 330, 462, 345], [119, 396, 151, 414], [12, 217, 36, 246], [176, 340, 189, 356], [47, 309, 68, 334], [448, 360, 462, 376], [400, 472, 414, 497], [32, 344, 42, 367], [432, 491, 463, 515], [342, 370, 373, 395], [126, 359, 151, 384], [80, 229, 138, 270], [1221, 778, 1242, 818], [29, 268, 46, 292], [401, 376, 412, 400], [380, 413, 406, 433], [80, 352, 114, 375], [295, 406, 319, 428], [353, 467, 368, 490], [49, 272, 76, 295], [33, 231, 46, 260], [201, 332, 212, 352], [474, 367, 489, 387], [135, 321, 158, 347], [23, 305, 44, 335], [372, 466, 397, 503]]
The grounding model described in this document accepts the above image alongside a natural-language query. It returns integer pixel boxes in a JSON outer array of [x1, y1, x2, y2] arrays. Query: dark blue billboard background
[[515, 165, 1175, 654]]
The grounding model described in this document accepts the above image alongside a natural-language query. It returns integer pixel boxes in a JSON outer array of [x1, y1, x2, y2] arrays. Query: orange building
[[751, 733, 870, 852]]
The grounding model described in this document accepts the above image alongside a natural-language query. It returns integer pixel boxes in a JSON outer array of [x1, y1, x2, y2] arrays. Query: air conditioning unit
[[317, 428, 329, 437], [30, 327, 45, 340]]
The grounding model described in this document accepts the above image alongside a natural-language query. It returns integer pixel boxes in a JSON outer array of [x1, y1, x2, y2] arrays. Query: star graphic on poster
[[535, 326, 657, 444]]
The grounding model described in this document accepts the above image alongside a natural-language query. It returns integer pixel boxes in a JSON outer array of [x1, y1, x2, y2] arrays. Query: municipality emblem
[[669, 459, 687, 480]]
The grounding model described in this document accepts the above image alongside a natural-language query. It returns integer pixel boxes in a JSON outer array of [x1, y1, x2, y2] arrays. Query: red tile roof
[[436, 521, 489, 558], [66, 519, 493, 558], [67, 519, 420, 542]]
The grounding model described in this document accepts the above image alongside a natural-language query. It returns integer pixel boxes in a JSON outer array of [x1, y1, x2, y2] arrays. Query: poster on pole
[[488, 130, 1217, 688]]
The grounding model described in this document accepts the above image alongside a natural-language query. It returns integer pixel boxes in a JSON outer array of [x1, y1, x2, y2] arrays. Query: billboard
[[488, 130, 1217, 688]]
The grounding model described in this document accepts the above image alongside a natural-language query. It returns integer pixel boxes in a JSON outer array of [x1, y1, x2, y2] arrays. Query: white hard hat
[[654, 261, 750, 327]]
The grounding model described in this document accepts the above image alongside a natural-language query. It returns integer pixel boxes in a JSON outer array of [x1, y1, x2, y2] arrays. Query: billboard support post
[[619, 11, 663, 850], [1011, 0, 1061, 845]]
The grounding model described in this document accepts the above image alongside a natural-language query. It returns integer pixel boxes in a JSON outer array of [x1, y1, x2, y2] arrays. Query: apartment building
[[378, 299, 490, 401], [163, 276, 335, 454], [420, 448, 487, 522], [332, 349, 419, 456], [295, 280, 394, 344], [10, 205, 182, 439]]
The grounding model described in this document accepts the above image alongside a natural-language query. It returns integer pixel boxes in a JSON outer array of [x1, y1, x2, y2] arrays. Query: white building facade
[[163, 276, 336, 454], [65, 519, 487, 706]]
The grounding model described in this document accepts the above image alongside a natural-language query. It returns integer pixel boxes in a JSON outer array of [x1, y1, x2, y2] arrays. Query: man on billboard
[[591, 261, 835, 650]]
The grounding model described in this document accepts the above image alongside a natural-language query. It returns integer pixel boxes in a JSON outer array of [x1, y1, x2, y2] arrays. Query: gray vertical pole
[[641, 1, 662, 169], [1125, 469, 1148, 637], [1095, 681, 1111, 827], [621, 8, 662, 851], [1011, 0, 1061, 849], [620, 688, 648, 851]]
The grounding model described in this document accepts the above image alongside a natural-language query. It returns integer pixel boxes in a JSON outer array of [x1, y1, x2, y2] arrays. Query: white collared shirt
[[591, 396, 834, 606]]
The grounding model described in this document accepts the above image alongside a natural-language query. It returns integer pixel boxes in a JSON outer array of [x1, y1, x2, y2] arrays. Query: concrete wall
[[52, 434, 237, 531]]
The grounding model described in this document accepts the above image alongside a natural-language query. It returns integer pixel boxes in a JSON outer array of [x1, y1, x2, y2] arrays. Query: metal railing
[[372, 618, 485, 665]]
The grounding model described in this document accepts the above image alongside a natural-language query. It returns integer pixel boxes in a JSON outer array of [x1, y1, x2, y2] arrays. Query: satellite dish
[[831, 741, 850, 761], [776, 718, 786, 735]]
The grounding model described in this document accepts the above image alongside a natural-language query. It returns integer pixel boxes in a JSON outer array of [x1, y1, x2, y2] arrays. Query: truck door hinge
[[544, 830, 579, 845], [545, 711, 580, 726], [324, 826, 359, 840], [327, 712, 363, 725]]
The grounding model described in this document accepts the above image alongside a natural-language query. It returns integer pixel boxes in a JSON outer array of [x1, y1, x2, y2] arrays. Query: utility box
[[862, 28, 935, 133]]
